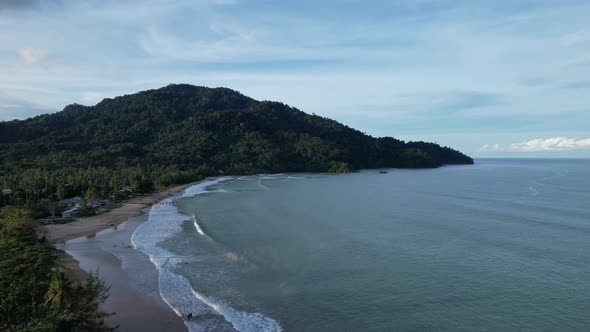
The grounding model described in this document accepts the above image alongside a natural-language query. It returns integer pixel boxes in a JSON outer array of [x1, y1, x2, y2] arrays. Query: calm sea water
[[136, 159, 590, 331]]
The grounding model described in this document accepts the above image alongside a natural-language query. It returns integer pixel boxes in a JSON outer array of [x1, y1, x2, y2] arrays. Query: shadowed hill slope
[[0, 84, 472, 177]]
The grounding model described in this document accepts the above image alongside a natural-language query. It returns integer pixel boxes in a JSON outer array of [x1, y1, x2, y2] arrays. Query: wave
[[238, 176, 258, 181], [259, 173, 287, 180], [190, 287, 281, 332], [182, 177, 234, 197], [131, 178, 281, 332], [192, 215, 206, 236], [242, 174, 304, 181], [205, 189, 229, 193], [258, 173, 285, 177]]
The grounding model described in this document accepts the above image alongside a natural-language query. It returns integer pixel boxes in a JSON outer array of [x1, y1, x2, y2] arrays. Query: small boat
[[378, 170, 388, 174]]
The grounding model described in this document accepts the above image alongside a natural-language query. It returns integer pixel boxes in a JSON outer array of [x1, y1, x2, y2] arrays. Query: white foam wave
[[182, 177, 233, 197], [158, 267, 223, 331], [190, 287, 282, 332], [238, 176, 258, 181], [192, 215, 205, 236], [205, 189, 229, 193], [131, 178, 281, 332], [258, 173, 288, 180]]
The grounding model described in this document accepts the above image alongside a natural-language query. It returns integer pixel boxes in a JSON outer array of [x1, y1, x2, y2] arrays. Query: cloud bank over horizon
[[481, 137, 590, 152]]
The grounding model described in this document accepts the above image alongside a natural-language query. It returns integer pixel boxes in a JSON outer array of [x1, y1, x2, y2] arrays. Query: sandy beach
[[60, 214, 188, 331], [40, 182, 196, 243], [39, 182, 199, 331]]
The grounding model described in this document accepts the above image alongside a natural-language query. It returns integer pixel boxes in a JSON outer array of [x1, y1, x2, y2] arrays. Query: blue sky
[[1, 0, 590, 157]]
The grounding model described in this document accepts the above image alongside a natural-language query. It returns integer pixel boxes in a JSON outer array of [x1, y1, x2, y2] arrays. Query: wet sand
[[41, 184, 199, 331], [61, 217, 187, 331], [59, 213, 189, 331]]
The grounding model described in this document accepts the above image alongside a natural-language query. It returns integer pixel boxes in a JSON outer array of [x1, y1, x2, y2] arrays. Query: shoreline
[[40, 182, 198, 243], [60, 214, 188, 331], [39, 182, 200, 331]]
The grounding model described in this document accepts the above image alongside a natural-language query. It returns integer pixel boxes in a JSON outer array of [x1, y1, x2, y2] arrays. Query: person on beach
[[188, 313, 193, 320]]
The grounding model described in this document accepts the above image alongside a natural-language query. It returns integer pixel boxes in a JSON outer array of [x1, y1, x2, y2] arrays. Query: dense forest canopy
[[0, 84, 472, 209]]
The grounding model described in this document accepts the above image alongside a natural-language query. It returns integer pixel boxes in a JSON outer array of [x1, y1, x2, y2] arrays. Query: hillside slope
[[0, 84, 472, 177]]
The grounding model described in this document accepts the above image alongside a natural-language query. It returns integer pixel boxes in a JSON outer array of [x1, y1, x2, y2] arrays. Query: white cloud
[[480, 143, 503, 152], [18, 47, 51, 64], [561, 30, 590, 47], [480, 137, 590, 152]]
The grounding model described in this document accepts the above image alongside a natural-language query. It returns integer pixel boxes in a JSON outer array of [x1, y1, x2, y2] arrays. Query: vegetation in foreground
[[0, 207, 114, 331]]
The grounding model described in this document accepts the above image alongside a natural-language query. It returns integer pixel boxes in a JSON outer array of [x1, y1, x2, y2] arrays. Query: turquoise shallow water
[[165, 159, 590, 331]]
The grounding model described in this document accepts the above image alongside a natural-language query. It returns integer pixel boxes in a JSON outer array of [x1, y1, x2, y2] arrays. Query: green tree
[[85, 187, 98, 204], [78, 200, 95, 217], [40, 198, 58, 218], [0, 210, 115, 331], [45, 269, 75, 309]]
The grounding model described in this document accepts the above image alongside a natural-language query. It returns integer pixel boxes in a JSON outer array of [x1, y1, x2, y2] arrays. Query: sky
[[1, 0, 589, 158]]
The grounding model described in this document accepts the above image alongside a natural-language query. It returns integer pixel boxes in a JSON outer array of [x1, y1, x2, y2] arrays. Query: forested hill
[[0, 84, 472, 176]]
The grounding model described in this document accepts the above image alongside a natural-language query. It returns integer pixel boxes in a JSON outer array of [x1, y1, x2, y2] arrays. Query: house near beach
[[57, 196, 83, 207], [61, 207, 79, 218]]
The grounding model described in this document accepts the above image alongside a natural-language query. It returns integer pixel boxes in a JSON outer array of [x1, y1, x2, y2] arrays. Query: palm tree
[[45, 269, 75, 309]]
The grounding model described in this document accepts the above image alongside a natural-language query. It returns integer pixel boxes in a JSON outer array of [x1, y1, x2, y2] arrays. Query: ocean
[[130, 159, 590, 331]]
